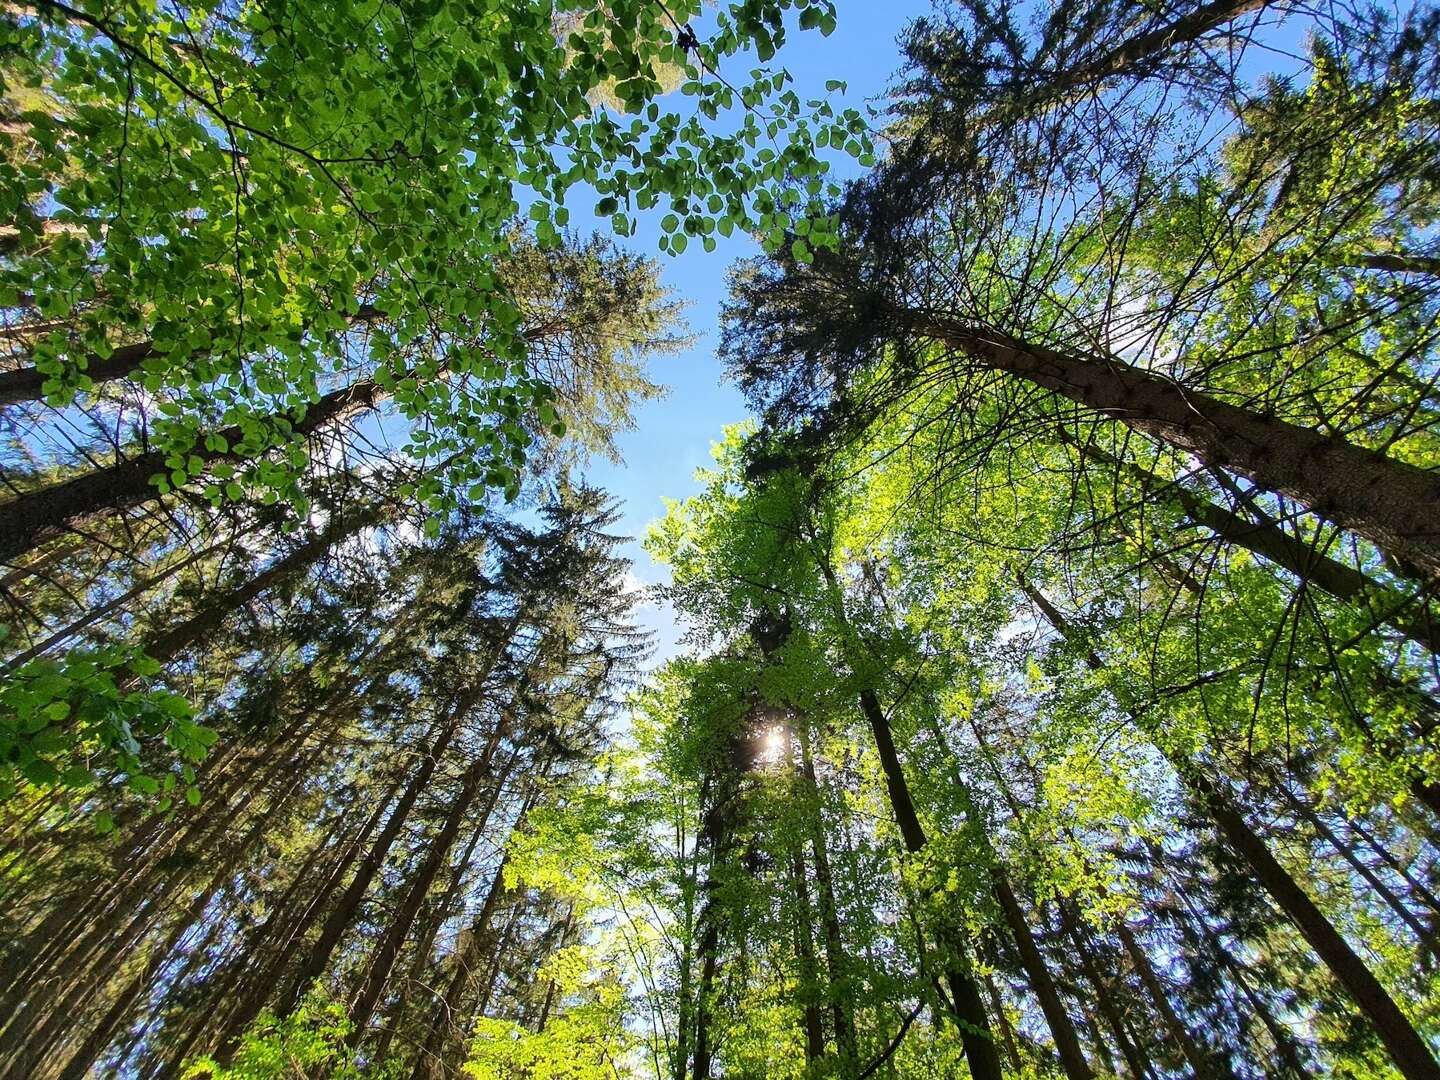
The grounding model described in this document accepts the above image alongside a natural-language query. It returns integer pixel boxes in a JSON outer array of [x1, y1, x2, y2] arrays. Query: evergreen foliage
[[3, 0, 1440, 1078]]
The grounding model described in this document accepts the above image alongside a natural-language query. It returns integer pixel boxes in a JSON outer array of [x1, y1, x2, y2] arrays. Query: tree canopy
[[4, 1, 1440, 1079]]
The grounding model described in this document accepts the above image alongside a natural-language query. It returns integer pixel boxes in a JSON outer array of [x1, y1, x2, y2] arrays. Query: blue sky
[[581, 1, 933, 665]]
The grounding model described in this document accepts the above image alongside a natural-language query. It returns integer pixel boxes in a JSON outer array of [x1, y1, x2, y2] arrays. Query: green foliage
[[464, 945, 631, 1080], [182, 992, 362, 1079], [1, 0, 870, 514], [0, 641, 212, 809]]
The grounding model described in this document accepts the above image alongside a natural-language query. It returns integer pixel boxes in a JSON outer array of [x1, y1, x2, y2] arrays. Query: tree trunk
[[858, 685, 1004, 1080], [1284, 786, 1438, 952], [788, 839, 827, 1063], [1192, 771, 1440, 1080], [345, 723, 508, 1043], [914, 311, 1440, 586], [992, 869, 1093, 1080], [1003, 0, 1274, 121], [799, 732, 858, 1070], [409, 853, 512, 1080], [690, 802, 728, 1080], [2, 773, 297, 1079], [0, 529, 242, 674], [0, 306, 389, 408], [52, 843, 242, 1080], [139, 503, 385, 665], [1351, 253, 1440, 277], [1115, 920, 1232, 1080], [1059, 430, 1440, 654], [983, 970, 1024, 1074], [1026, 580, 1440, 1080], [0, 377, 386, 564], [1059, 909, 1152, 1080], [204, 792, 378, 1059], [275, 694, 473, 1019]]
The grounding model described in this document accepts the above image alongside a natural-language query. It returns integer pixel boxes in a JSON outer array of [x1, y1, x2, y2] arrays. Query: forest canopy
[[3, 1, 1440, 1079]]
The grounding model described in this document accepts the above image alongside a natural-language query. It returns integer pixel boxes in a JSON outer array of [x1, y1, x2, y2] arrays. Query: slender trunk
[[813, 552, 1001, 1079], [3, 775, 296, 1080], [276, 696, 473, 1019], [690, 803, 728, 1080], [992, 869, 1093, 1080], [1286, 787, 1438, 951], [0, 724, 322, 1065], [1193, 771, 1440, 1079], [204, 795, 370, 1056], [788, 839, 826, 1063], [0, 529, 241, 673], [52, 849, 239, 1080], [1346, 814, 1440, 916], [345, 724, 507, 1043], [1060, 910, 1151, 1080], [1115, 920, 1231, 1080], [915, 311, 1440, 585], [1025, 580, 1440, 1080], [372, 756, 514, 1064], [533, 905, 575, 1034], [1060, 431, 1440, 654], [858, 685, 1004, 1080], [1208, 926, 1310, 1076], [968, 0, 1274, 129], [1351, 253, 1440, 277], [139, 503, 385, 665], [799, 732, 858, 1070], [983, 971, 1023, 1074], [0, 306, 388, 408], [408, 853, 512, 1080]]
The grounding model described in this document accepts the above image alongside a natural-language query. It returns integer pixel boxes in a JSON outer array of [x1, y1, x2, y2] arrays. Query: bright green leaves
[[182, 992, 361, 1079], [6, 0, 873, 524], [0, 643, 215, 818], [465, 946, 633, 1080]]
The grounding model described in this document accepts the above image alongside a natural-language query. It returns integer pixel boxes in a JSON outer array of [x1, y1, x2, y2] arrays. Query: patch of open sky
[[561, 1, 1317, 671], [569, 1, 935, 668]]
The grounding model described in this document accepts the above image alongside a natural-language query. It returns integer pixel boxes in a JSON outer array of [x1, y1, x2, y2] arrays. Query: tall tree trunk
[[138, 502, 386, 665], [1193, 770, 1440, 1079], [372, 755, 515, 1065], [799, 731, 858, 1071], [690, 783, 730, 1080], [0, 718, 325, 1071], [2, 768, 303, 1079], [911, 310, 1440, 586], [344, 723, 510, 1044], [409, 853, 513, 1080], [992, 869, 1094, 1080], [204, 790, 380, 1059], [1115, 920, 1233, 1080], [857, 684, 1004, 1080], [1059, 909, 1152, 1080], [973, 0, 1275, 129], [1025, 580, 1440, 1080], [532, 904, 575, 1034], [983, 970, 1024, 1074], [275, 694, 474, 1020], [1352, 253, 1440, 277], [0, 306, 388, 408], [0, 527, 243, 674], [782, 729, 825, 1063], [787, 838, 827, 1063], [0, 377, 387, 565], [1283, 785, 1438, 951], [813, 554, 1002, 1079], [1059, 430, 1440, 654], [52, 837, 246, 1080]]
